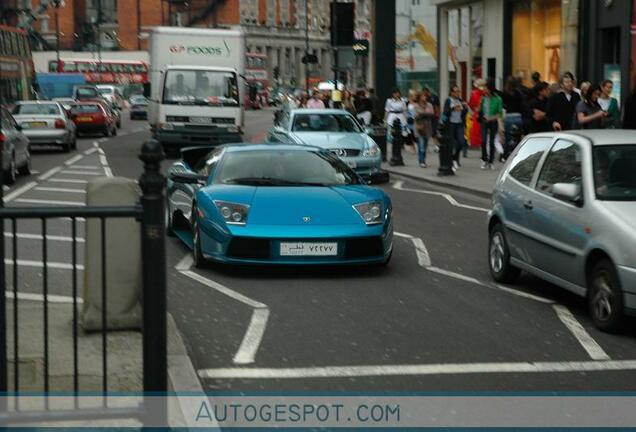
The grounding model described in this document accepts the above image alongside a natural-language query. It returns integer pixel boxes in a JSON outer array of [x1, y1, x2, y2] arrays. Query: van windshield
[[162, 70, 239, 106]]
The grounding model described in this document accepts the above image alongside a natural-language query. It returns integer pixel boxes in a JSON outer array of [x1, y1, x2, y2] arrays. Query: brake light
[[54, 119, 66, 129], [0, 133, 5, 143]]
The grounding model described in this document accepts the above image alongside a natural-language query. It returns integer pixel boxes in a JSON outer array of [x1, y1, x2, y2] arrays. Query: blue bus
[[36, 73, 86, 100]]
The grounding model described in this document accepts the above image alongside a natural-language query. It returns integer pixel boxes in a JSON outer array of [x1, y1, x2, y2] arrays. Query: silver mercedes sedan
[[12, 101, 76, 152], [488, 130, 636, 332]]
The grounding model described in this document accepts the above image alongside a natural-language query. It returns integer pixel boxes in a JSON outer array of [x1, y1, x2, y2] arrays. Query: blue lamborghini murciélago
[[166, 144, 393, 267]]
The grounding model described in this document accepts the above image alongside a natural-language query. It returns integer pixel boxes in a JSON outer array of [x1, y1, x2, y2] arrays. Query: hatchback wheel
[[192, 207, 208, 269], [4, 152, 17, 185], [588, 259, 624, 332], [18, 147, 31, 176], [488, 223, 520, 283]]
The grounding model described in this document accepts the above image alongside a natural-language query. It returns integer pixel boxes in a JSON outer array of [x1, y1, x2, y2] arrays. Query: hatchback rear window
[[13, 104, 60, 115], [71, 105, 100, 113]]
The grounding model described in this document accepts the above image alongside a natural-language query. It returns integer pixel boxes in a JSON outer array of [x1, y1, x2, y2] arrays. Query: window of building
[[40, 17, 49, 33], [296, 0, 306, 29], [240, 0, 258, 24], [280, 0, 289, 25], [511, 0, 579, 86], [267, 0, 276, 26]]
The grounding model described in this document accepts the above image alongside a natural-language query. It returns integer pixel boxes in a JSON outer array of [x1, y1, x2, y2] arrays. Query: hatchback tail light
[[54, 118, 66, 129]]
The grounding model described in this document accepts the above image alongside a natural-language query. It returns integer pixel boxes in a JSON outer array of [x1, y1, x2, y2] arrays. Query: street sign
[[353, 39, 369, 57]]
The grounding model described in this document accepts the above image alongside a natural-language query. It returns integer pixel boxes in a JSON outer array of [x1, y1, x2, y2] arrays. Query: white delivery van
[[147, 27, 245, 153]]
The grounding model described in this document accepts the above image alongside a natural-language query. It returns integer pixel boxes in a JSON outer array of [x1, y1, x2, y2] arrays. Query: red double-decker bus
[[49, 58, 149, 85], [0, 24, 35, 107]]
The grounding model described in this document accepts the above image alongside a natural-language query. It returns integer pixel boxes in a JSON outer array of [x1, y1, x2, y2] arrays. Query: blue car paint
[[168, 144, 393, 265]]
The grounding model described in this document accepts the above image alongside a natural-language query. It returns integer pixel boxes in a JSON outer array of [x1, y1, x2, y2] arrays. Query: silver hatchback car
[[488, 130, 636, 332]]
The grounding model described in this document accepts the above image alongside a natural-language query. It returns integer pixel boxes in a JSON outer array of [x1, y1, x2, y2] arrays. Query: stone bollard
[[81, 177, 142, 331]]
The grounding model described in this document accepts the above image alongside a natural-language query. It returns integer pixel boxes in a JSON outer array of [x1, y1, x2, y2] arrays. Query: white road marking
[[68, 165, 100, 170], [35, 187, 86, 194], [61, 170, 102, 176], [47, 178, 88, 184], [99, 155, 108, 166], [97, 137, 108, 143], [428, 265, 486, 285], [38, 166, 63, 181], [393, 231, 413, 239], [199, 360, 636, 380], [552, 304, 610, 361], [4, 258, 84, 270], [393, 180, 489, 213], [180, 270, 266, 309], [14, 198, 85, 206], [4, 181, 38, 202], [494, 284, 555, 304], [64, 154, 84, 165], [4, 232, 85, 243], [176, 255, 269, 365], [5, 291, 83, 304], [84, 147, 99, 155], [233, 308, 270, 365], [411, 237, 431, 267], [104, 167, 113, 177]]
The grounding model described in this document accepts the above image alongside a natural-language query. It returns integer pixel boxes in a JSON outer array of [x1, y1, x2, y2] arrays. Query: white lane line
[[393, 180, 489, 213], [4, 181, 38, 202], [14, 198, 85, 206], [38, 166, 63, 181], [35, 187, 86, 194], [84, 147, 99, 155], [99, 155, 108, 166], [4, 232, 85, 243], [177, 255, 269, 365], [411, 237, 431, 267], [67, 165, 100, 170], [47, 178, 88, 184], [199, 360, 636, 380], [97, 137, 108, 143], [552, 304, 610, 361], [61, 170, 102, 176], [64, 154, 84, 165], [393, 231, 413, 239], [179, 270, 265, 309], [233, 308, 270, 365], [494, 284, 555, 305], [104, 167, 113, 177], [5, 291, 83, 304], [4, 259, 84, 270], [428, 265, 486, 286]]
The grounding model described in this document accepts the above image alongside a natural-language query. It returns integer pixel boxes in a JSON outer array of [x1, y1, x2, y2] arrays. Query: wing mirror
[[169, 172, 208, 185], [552, 183, 583, 206]]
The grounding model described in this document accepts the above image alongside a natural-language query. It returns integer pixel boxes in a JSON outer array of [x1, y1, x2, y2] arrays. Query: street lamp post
[[304, 0, 309, 93], [53, 0, 60, 69]]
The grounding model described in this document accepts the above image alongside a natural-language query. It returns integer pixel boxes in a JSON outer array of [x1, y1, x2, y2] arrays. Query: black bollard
[[437, 122, 455, 176], [389, 118, 405, 166]]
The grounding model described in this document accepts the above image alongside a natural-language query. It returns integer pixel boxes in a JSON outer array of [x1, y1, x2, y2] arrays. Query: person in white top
[[384, 88, 408, 128]]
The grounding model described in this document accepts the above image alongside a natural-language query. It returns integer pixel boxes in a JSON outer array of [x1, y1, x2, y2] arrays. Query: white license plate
[[190, 116, 212, 124], [280, 242, 338, 257]]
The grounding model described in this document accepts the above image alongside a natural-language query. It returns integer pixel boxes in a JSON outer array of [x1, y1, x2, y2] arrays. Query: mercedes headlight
[[214, 201, 250, 225], [362, 143, 380, 157], [353, 201, 383, 225]]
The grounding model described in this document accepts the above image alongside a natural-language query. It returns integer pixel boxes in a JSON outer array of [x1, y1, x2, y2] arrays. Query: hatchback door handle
[[524, 200, 534, 210]]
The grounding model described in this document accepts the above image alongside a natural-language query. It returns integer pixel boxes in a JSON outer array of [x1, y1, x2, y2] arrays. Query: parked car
[[96, 85, 124, 109], [73, 85, 101, 101], [129, 95, 148, 120], [12, 101, 76, 152], [488, 130, 636, 332], [167, 144, 393, 268], [53, 97, 77, 112], [267, 109, 388, 183], [0, 106, 31, 184], [70, 101, 117, 137]]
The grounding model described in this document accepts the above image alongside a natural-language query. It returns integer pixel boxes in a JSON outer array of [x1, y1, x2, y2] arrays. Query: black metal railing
[[0, 140, 167, 425]]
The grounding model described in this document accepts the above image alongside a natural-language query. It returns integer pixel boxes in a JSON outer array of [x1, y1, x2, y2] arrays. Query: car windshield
[[216, 150, 360, 186], [162, 70, 239, 106], [13, 104, 60, 115], [594, 145, 636, 201], [76, 87, 99, 99], [97, 87, 113, 94], [130, 96, 147, 104], [71, 105, 100, 114], [291, 113, 362, 133]]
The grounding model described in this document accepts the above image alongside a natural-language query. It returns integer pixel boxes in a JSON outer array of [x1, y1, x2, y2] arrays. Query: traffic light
[[273, 66, 280, 80]]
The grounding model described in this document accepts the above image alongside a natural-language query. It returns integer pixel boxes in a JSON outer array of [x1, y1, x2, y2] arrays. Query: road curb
[[383, 167, 493, 200], [167, 313, 218, 429]]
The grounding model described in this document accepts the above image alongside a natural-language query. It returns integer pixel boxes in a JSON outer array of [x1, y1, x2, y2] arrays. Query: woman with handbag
[[413, 92, 435, 167]]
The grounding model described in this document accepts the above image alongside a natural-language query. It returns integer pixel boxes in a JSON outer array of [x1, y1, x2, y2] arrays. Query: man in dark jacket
[[546, 73, 580, 131]]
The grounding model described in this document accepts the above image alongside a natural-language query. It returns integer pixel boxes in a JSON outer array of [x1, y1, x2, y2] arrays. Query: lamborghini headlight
[[214, 201, 250, 225], [353, 201, 383, 225]]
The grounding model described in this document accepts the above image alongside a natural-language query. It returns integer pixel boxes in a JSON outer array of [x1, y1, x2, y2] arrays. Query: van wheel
[[588, 259, 624, 332], [488, 223, 520, 283]]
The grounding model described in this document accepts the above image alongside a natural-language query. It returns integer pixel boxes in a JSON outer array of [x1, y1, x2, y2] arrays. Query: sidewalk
[[381, 141, 503, 198]]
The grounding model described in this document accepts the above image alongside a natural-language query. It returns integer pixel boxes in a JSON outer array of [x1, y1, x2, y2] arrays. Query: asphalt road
[[6, 107, 636, 393]]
